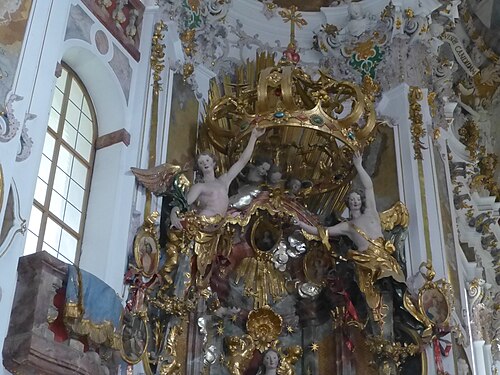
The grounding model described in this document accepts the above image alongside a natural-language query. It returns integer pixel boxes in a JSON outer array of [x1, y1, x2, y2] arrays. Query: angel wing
[[131, 162, 190, 196], [379, 201, 409, 231]]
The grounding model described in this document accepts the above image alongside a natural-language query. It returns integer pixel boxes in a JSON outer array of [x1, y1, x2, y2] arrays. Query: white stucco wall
[[0, 1, 159, 373]]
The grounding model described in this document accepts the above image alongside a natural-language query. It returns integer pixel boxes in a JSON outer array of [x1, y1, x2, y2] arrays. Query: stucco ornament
[[0, 94, 23, 142], [0, 0, 22, 25]]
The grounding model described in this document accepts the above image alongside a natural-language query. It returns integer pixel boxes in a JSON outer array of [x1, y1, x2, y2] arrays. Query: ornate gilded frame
[[250, 214, 283, 253], [120, 311, 149, 364], [133, 229, 160, 278]]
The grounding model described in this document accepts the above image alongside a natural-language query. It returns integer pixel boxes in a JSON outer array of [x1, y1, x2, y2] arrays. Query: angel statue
[[132, 127, 265, 290], [296, 150, 407, 328], [131, 127, 265, 223], [170, 126, 265, 228]]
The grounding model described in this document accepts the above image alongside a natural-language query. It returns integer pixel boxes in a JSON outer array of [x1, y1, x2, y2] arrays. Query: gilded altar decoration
[[224, 334, 255, 375], [158, 325, 183, 375], [203, 49, 379, 215], [247, 306, 283, 352], [367, 335, 420, 372], [145, 20, 167, 215], [408, 86, 426, 160], [458, 119, 480, 160], [277, 345, 303, 375]]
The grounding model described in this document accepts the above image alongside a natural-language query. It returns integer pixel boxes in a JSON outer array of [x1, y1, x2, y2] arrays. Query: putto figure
[[297, 150, 405, 316], [170, 127, 265, 228]]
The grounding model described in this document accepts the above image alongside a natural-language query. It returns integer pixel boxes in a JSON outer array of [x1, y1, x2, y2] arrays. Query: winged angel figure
[[297, 150, 409, 313]]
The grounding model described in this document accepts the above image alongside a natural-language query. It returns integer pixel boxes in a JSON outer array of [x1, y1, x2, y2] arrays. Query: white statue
[[170, 127, 265, 229], [344, 2, 369, 37]]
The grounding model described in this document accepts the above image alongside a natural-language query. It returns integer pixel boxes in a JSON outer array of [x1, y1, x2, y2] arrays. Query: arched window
[[23, 64, 97, 264]]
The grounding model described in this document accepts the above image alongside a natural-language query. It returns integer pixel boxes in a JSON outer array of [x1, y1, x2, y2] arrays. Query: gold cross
[[279, 5, 308, 49]]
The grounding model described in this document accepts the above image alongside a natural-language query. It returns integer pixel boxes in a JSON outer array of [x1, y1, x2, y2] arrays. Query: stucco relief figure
[[297, 151, 405, 318], [343, 2, 371, 38], [170, 127, 265, 229]]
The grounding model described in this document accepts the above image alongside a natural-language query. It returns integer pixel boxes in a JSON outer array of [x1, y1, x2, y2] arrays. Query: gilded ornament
[[458, 119, 479, 160], [224, 334, 255, 375], [427, 91, 437, 117], [278, 6, 308, 49], [408, 86, 426, 160], [278, 346, 303, 375], [158, 325, 183, 375], [204, 53, 378, 215], [183, 63, 194, 79], [246, 306, 283, 352], [366, 335, 420, 370], [151, 21, 166, 92]]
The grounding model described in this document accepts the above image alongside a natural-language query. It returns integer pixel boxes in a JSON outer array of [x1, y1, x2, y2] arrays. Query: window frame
[[29, 63, 97, 264]]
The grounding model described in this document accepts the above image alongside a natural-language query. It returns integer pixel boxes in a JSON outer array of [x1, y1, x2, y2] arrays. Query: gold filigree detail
[[408, 86, 426, 160], [469, 151, 500, 201], [458, 119, 480, 160], [367, 335, 420, 369], [278, 346, 303, 375], [151, 21, 166, 94], [147, 21, 166, 214], [427, 91, 437, 117], [361, 75, 381, 102], [180, 29, 196, 57], [224, 334, 255, 375], [158, 325, 183, 375], [247, 306, 283, 352]]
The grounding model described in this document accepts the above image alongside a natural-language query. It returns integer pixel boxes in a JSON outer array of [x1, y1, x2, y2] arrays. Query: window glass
[[23, 64, 96, 264]]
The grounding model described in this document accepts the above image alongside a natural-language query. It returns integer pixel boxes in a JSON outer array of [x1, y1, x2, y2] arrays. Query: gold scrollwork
[[408, 86, 426, 160]]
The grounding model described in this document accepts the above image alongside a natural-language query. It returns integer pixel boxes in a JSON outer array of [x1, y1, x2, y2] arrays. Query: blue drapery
[[65, 265, 122, 329]]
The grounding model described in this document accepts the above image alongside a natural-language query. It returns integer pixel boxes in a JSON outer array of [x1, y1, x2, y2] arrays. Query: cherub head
[[268, 165, 282, 185], [286, 178, 302, 195]]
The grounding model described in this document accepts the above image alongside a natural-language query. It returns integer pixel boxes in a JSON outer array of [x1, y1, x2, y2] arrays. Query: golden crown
[[200, 52, 380, 214]]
